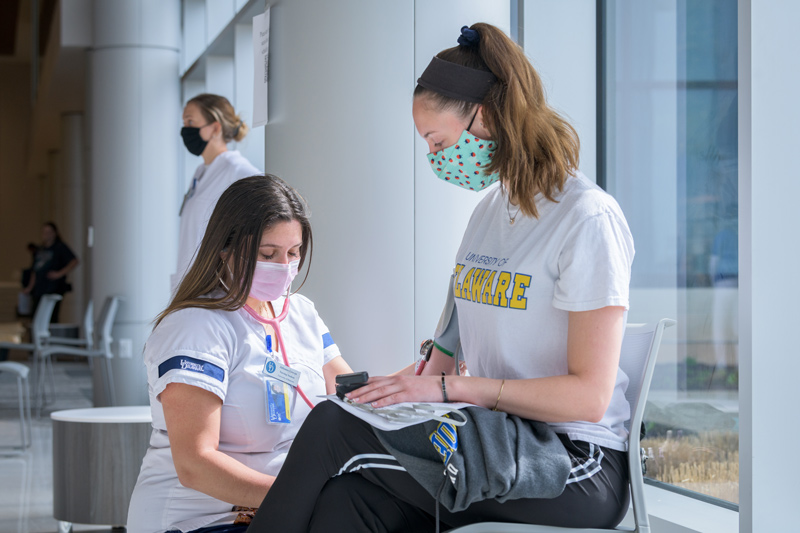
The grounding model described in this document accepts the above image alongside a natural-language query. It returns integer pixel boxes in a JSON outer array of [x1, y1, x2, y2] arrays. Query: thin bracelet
[[441, 372, 449, 403], [492, 379, 506, 411]]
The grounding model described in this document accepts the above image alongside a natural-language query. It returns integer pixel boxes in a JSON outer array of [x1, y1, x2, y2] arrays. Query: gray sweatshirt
[[375, 406, 571, 513]]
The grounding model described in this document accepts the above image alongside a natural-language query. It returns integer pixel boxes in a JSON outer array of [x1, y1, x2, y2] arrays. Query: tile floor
[[0, 360, 118, 532]]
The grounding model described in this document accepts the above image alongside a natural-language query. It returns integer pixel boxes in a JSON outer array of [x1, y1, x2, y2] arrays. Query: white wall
[[262, 0, 415, 375]]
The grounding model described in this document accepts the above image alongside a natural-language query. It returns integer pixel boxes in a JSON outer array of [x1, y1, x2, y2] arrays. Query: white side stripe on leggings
[[565, 443, 605, 485], [335, 453, 405, 477]]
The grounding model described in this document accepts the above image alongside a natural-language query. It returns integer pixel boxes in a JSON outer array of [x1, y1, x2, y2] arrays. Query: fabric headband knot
[[417, 56, 497, 103], [457, 25, 480, 48]]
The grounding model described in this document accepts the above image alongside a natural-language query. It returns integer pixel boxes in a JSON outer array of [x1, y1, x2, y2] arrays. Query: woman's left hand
[[346, 375, 447, 407]]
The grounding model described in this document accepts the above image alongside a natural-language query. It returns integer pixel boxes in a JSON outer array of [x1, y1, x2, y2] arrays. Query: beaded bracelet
[[441, 372, 449, 402]]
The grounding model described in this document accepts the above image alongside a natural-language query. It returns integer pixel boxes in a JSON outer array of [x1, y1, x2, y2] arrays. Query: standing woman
[[174, 93, 261, 291], [248, 23, 635, 532], [128, 175, 352, 533], [22, 222, 79, 323]]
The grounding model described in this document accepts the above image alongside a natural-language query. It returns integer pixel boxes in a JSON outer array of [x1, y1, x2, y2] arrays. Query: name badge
[[266, 379, 291, 424], [263, 358, 301, 387]]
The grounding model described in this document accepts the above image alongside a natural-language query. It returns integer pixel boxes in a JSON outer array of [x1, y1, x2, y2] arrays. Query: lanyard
[[242, 297, 315, 410]]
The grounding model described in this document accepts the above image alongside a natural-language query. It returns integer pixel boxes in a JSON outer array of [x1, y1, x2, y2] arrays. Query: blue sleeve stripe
[[158, 355, 225, 383], [322, 332, 334, 349]]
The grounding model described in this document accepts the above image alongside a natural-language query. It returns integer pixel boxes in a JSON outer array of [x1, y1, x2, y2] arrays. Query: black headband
[[417, 57, 497, 103]]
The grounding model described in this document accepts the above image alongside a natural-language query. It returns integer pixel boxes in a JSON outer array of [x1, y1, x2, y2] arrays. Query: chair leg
[[35, 355, 46, 418], [104, 358, 116, 406], [16, 376, 27, 449], [23, 373, 32, 447], [45, 353, 56, 404]]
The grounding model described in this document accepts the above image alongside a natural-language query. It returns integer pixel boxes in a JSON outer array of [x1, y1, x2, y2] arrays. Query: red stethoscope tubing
[[243, 297, 316, 411]]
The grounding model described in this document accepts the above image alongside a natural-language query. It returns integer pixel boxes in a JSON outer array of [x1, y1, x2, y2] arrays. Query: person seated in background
[[127, 175, 353, 533], [22, 222, 79, 323]]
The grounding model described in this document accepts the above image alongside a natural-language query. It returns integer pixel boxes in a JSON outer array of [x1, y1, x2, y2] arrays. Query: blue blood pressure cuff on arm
[[433, 270, 461, 358]]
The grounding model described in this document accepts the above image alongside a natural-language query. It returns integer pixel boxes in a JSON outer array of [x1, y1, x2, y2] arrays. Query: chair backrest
[[618, 318, 675, 533], [82, 300, 94, 349], [93, 295, 122, 356], [31, 294, 63, 348]]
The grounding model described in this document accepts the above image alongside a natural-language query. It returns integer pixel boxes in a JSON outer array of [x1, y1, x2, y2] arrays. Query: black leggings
[[247, 401, 629, 533]]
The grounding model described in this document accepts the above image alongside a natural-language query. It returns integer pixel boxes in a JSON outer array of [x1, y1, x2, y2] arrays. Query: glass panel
[[603, 0, 738, 504]]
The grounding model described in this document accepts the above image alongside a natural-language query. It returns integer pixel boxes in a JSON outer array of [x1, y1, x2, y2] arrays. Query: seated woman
[[247, 23, 634, 533], [127, 175, 352, 533]]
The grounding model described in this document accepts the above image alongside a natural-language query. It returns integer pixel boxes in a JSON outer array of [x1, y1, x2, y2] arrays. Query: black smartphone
[[335, 371, 369, 400]]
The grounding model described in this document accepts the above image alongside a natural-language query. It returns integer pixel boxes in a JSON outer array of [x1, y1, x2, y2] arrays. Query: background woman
[[22, 221, 79, 323], [128, 175, 352, 533], [174, 93, 261, 291], [248, 23, 635, 532]]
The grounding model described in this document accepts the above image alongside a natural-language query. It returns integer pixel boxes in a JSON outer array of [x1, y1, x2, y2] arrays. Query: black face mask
[[181, 127, 208, 156]]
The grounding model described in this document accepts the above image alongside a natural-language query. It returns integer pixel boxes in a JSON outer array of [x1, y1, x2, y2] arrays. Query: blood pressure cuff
[[433, 270, 461, 358]]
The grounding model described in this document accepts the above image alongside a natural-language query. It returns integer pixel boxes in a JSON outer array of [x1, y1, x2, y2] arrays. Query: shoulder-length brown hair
[[155, 174, 312, 327], [414, 22, 580, 218]]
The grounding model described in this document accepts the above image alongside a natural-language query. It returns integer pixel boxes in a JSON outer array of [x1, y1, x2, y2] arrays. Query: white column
[[739, 1, 800, 531], [59, 112, 85, 324], [89, 0, 180, 405]]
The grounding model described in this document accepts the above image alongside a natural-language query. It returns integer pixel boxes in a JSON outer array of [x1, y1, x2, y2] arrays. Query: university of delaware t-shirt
[[454, 172, 635, 451], [127, 293, 340, 533]]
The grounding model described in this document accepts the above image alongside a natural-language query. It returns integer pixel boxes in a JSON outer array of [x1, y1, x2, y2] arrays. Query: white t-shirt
[[172, 151, 261, 291], [127, 293, 340, 533], [454, 172, 635, 451]]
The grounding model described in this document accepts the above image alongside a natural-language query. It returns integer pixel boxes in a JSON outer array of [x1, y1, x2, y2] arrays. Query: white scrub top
[[127, 293, 340, 533], [172, 150, 261, 292]]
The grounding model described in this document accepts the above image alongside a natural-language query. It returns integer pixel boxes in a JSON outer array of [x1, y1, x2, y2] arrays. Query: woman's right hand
[[345, 374, 447, 407]]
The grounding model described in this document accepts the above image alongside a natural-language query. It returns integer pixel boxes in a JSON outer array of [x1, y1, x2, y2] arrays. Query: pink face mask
[[249, 260, 300, 301]]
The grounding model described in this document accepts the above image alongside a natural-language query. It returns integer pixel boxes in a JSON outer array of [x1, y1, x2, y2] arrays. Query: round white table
[[51, 406, 152, 529]]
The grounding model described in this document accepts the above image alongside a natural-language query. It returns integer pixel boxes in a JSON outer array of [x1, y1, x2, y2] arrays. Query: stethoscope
[[242, 295, 316, 410]]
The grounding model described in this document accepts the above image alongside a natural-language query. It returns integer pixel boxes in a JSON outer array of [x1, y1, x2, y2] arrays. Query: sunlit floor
[[0, 360, 117, 533]]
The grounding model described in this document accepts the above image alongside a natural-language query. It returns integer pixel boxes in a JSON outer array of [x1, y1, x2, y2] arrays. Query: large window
[[602, 1, 738, 505]]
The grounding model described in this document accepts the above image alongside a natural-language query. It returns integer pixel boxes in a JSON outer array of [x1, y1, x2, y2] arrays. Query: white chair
[[0, 294, 63, 410], [40, 295, 122, 408], [0, 361, 33, 451], [48, 300, 94, 349], [449, 318, 676, 533]]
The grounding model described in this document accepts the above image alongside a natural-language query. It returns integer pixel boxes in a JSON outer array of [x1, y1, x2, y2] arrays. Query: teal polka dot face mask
[[428, 130, 498, 191]]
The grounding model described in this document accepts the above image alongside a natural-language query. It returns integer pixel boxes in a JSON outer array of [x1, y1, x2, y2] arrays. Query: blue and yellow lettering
[[509, 273, 532, 310], [453, 264, 465, 299], [493, 271, 512, 307], [481, 271, 496, 304], [471, 269, 487, 302], [460, 268, 476, 301]]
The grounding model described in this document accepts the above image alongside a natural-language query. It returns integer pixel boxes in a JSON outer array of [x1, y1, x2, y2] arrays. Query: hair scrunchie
[[457, 25, 480, 47]]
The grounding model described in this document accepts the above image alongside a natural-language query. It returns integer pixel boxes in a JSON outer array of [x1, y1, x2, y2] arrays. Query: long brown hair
[[156, 175, 313, 327], [187, 93, 249, 143], [414, 22, 580, 218]]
